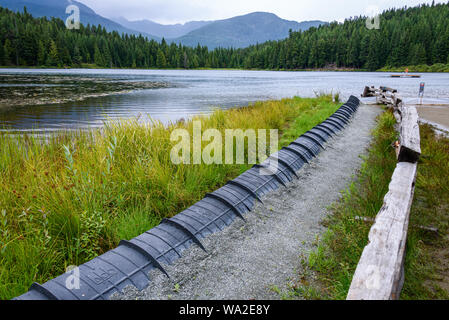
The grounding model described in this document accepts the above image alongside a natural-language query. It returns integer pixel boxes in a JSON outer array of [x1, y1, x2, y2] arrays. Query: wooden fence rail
[[347, 86, 421, 300]]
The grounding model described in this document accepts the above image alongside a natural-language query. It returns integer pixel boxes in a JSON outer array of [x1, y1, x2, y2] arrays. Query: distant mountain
[[0, 1, 326, 49], [173, 12, 326, 49], [113, 12, 326, 49], [114, 17, 212, 39], [0, 0, 159, 39]]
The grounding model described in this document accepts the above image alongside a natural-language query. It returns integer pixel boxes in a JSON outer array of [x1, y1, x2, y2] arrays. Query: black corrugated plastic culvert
[[15, 96, 361, 300]]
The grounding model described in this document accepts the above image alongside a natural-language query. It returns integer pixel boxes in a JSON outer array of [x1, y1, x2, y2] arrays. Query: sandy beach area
[[415, 104, 449, 130]]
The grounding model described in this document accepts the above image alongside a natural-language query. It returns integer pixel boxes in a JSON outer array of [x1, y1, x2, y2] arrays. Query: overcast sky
[[76, 0, 447, 24]]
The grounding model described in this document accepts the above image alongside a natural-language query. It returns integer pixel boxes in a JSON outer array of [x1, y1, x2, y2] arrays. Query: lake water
[[1, 69, 449, 132]]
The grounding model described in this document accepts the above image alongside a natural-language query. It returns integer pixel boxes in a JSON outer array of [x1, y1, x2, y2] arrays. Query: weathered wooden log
[[362, 86, 400, 106], [380, 86, 398, 93], [349, 87, 421, 300], [393, 95, 402, 108], [378, 96, 394, 106], [397, 104, 421, 163], [382, 92, 402, 108], [393, 109, 402, 123], [347, 162, 418, 300], [355, 216, 438, 235], [362, 86, 377, 97], [362, 86, 370, 97]]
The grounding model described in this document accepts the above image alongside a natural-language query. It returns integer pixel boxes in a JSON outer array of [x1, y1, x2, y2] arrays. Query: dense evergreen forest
[[1, 2, 449, 71]]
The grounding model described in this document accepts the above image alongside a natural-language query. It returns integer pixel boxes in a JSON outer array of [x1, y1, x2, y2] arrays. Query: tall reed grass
[[0, 95, 339, 299]]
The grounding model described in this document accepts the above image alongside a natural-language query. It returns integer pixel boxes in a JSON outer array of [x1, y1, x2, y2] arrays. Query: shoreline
[[0, 65, 363, 72], [2, 65, 448, 73]]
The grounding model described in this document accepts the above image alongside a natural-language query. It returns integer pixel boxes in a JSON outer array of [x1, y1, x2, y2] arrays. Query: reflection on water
[[1, 68, 449, 133]]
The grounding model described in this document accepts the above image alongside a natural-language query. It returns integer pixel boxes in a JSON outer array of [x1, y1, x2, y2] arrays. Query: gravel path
[[112, 104, 383, 301]]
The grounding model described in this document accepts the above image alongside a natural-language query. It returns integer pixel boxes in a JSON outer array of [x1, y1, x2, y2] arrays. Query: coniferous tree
[[93, 44, 104, 67], [72, 45, 82, 66], [46, 40, 59, 66], [156, 48, 167, 68], [410, 43, 427, 65], [183, 52, 189, 69], [0, 42, 4, 65], [37, 40, 46, 66], [3, 39, 13, 65]]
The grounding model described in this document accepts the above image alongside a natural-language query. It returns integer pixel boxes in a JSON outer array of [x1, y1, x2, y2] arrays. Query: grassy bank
[[286, 110, 449, 300], [378, 63, 449, 73], [0, 95, 340, 300]]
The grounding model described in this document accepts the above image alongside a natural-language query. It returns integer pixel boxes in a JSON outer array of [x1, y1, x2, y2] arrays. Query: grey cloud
[[76, 0, 447, 24]]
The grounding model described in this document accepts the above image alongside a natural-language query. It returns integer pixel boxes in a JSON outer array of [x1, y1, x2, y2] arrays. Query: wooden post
[[397, 104, 421, 163]]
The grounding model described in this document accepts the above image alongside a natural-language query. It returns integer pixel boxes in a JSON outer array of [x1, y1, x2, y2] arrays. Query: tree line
[[240, 1, 449, 70], [1, 2, 448, 71], [0, 7, 239, 69]]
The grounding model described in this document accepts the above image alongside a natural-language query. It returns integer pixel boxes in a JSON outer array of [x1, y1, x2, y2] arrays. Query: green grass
[[378, 63, 449, 73], [287, 110, 449, 300], [401, 124, 449, 299], [0, 94, 340, 300]]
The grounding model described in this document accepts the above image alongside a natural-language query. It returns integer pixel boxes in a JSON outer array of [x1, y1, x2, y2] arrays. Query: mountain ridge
[[0, 0, 159, 39], [172, 12, 325, 48], [113, 16, 213, 39], [0, 1, 326, 49], [114, 12, 326, 49]]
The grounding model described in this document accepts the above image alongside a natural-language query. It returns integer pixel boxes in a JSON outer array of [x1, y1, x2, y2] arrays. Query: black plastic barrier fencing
[[15, 96, 361, 300]]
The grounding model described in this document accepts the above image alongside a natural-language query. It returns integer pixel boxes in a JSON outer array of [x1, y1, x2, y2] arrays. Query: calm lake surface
[[1, 69, 449, 132]]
